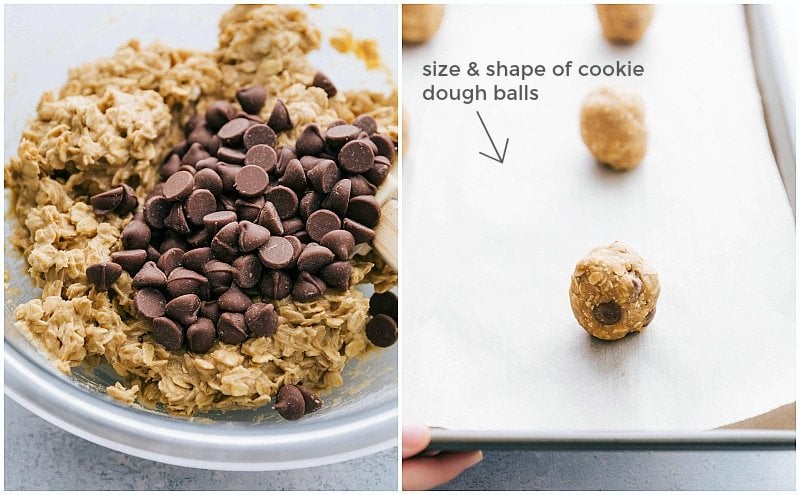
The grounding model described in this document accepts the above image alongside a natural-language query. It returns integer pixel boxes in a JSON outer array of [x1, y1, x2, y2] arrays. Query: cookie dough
[[595, 4, 654, 44], [580, 86, 647, 171], [569, 242, 660, 340], [402, 4, 445, 43], [5, 5, 398, 415]]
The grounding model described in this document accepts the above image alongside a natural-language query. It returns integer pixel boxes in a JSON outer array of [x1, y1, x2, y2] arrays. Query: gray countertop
[[4, 399, 397, 491], [435, 447, 795, 490]]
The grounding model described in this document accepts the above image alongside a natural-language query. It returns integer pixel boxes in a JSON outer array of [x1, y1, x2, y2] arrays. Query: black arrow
[[476, 111, 509, 164]]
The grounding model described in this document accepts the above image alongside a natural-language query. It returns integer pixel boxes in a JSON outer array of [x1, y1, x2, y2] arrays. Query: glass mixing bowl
[[4, 4, 398, 470]]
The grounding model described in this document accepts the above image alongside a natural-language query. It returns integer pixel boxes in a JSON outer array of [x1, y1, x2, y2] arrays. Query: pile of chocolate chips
[[87, 82, 397, 356], [273, 383, 323, 420], [367, 291, 398, 347]]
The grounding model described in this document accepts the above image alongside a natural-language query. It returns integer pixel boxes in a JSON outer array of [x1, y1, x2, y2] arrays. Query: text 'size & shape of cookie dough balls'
[[402, 4, 445, 43], [569, 242, 660, 340], [595, 4, 654, 44], [580, 87, 647, 171]]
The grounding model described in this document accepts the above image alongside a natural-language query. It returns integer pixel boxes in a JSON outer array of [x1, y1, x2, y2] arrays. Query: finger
[[402, 450, 483, 490], [402, 423, 431, 458]]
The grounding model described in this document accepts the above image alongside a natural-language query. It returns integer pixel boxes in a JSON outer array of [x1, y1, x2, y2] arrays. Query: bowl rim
[[5, 340, 398, 471]]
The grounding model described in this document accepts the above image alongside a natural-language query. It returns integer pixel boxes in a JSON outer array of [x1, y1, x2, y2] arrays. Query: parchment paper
[[402, 5, 795, 431]]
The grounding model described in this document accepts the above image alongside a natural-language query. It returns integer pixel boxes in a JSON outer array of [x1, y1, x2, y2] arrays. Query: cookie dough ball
[[569, 242, 660, 340], [402, 4, 445, 43], [596, 4, 654, 44], [580, 87, 647, 170]]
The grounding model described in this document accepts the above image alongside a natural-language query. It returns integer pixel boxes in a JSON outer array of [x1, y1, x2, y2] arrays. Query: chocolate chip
[[306, 159, 341, 194], [321, 179, 351, 217], [117, 184, 139, 215], [86, 261, 123, 291], [217, 312, 248, 344], [267, 99, 293, 132], [328, 119, 347, 129], [299, 155, 321, 172], [217, 117, 251, 147], [217, 146, 246, 165], [325, 124, 361, 149], [364, 159, 390, 186], [178, 164, 197, 175], [236, 85, 267, 115], [218, 284, 251, 312], [285, 235, 304, 267], [166, 268, 208, 298], [182, 142, 211, 166], [186, 227, 212, 249], [274, 384, 305, 420], [244, 144, 277, 172], [157, 247, 185, 276], [211, 222, 240, 261], [264, 185, 298, 219], [296, 385, 323, 414], [182, 247, 214, 273], [282, 217, 305, 236], [276, 146, 296, 175], [205, 100, 236, 131], [292, 272, 326, 302], [299, 191, 323, 220], [159, 233, 190, 253], [90, 186, 124, 215], [207, 135, 222, 156], [312, 71, 337, 97], [366, 314, 397, 348], [258, 236, 295, 269], [369, 291, 398, 321], [164, 203, 191, 235], [342, 218, 375, 244], [186, 318, 216, 353], [187, 123, 214, 148], [238, 221, 271, 252], [244, 302, 278, 337], [165, 293, 201, 327], [297, 243, 335, 273], [296, 124, 326, 157], [319, 261, 352, 291], [234, 165, 269, 197], [122, 220, 151, 249], [338, 140, 374, 174], [256, 202, 284, 235], [151, 316, 184, 351], [243, 124, 277, 150], [144, 196, 171, 229], [217, 163, 242, 193], [593, 301, 622, 325], [353, 114, 378, 135], [196, 156, 220, 172], [278, 159, 307, 193], [185, 114, 205, 134], [160, 154, 182, 178], [234, 110, 264, 125], [146, 245, 162, 263], [205, 260, 236, 293], [349, 174, 378, 197], [320, 230, 355, 261], [259, 270, 293, 300], [370, 134, 396, 162], [346, 195, 381, 228], [203, 210, 237, 234], [163, 171, 194, 202], [134, 288, 166, 320], [232, 254, 262, 289], [306, 209, 342, 242], [185, 189, 218, 226], [111, 249, 148, 274], [643, 308, 656, 327], [200, 301, 220, 324], [169, 140, 190, 157], [133, 261, 167, 289]]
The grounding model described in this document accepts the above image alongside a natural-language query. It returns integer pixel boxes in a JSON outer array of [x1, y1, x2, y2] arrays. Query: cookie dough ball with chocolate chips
[[580, 87, 647, 171], [402, 4, 445, 43], [596, 4, 654, 44], [569, 242, 660, 340]]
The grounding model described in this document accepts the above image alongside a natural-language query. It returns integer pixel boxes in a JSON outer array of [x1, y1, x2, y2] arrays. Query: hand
[[402, 423, 483, 490]]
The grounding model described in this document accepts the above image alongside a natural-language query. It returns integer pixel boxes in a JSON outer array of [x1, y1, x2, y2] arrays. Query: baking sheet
[[402, 5, 795, 431]]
